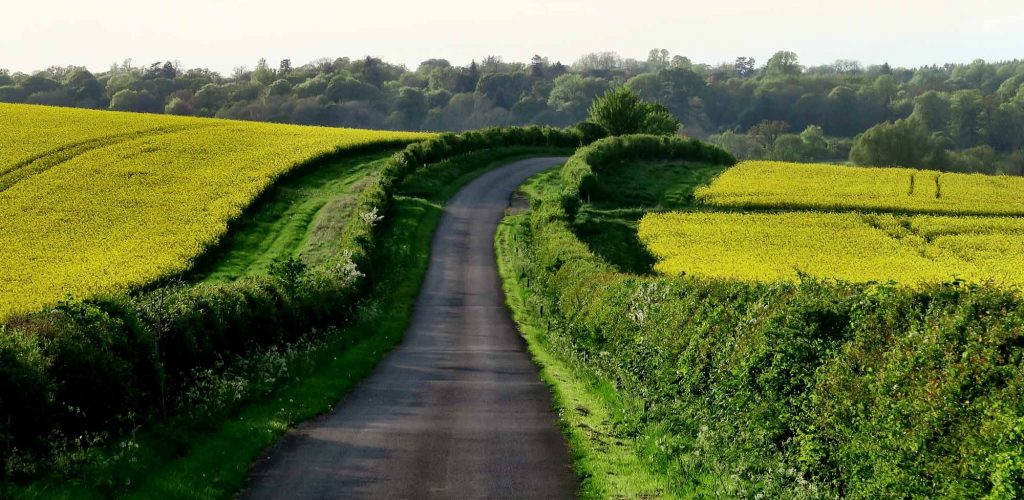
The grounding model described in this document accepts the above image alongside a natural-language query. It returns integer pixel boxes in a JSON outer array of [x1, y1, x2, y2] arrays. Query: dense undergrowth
[[507, 135, 1024, 497], [0, 124, 590, 492]]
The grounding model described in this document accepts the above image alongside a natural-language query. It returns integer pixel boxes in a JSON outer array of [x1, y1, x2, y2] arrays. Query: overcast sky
[[3, 0, 1022, 74]]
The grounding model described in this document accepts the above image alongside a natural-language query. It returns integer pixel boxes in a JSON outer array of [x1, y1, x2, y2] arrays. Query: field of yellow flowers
[[695, 161, 1024, 216], [641, 161, 1024, 286], [0, 103, 427, 319]]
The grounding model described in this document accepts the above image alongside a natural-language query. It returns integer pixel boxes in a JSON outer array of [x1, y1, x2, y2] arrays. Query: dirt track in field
[[243, 157, 576, 499]]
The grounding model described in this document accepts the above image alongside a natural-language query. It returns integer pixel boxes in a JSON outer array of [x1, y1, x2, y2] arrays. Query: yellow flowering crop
[[639, 211, 1024, 286], [695, 161, 1024, 216], [0, 104, 429, 319]]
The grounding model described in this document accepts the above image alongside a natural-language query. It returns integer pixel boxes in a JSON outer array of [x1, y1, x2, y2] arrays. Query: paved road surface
[[243, 157, 575, 499]]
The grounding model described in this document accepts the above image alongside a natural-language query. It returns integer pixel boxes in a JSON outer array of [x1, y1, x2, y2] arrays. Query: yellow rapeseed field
[[0, 103, 428, 319], [639, 211, 1024, 286], [695, 161, 1024, 216]]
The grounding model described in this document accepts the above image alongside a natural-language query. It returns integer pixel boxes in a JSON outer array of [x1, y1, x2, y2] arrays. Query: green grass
[[496, 194, 679, 499], [493, 162, 737, 497], [577, 161, 725, 274], [190, 152, 392, 282], [10, 147, 567, 499]]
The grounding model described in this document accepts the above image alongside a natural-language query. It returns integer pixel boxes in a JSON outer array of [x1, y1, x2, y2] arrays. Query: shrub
[[587, 87, 680, 136]]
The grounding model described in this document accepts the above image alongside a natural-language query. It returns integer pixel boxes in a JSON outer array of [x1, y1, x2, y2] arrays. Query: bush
[[588, 87, 680, 136]]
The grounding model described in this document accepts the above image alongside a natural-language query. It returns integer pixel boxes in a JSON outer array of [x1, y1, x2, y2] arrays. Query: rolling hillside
[[0, 104, 427, 318]]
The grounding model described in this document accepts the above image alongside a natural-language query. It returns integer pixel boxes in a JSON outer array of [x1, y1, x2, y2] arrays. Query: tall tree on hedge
[[587, 87, 680, 136]]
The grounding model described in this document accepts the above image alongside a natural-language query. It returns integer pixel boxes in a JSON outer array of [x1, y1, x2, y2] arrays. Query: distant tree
[[948, 89, 987, 148], [548, 74, 608, 121], [766, 51, 802, 77], [455, 61, 480, 93], [734, 57, 756, 77], [267, 79, 293, 97], [799, 125, 829, 160], [20, 75, 59, 95], [278, 59, 292, 74], [325, 76, 380, 102], [193, 83, 228, 112], [164, 97, 193, 115], [647, 49, 670, 69], [747, 120, 789, 151], [0, 85, 27, 103], [529, 55, 546, 77], [393, 87, 428, 129], [769, 134, 808, 161], [911, 91, 951, 133], [587, 87, 680, 136], [709, 130, 764, 160], [850, 118, 946, 168], [251, 58, 275, 86], [108, 89, 161, 113]]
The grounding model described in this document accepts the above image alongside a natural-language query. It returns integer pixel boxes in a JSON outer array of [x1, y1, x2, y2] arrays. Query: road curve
[[243, 157, 575, 499]]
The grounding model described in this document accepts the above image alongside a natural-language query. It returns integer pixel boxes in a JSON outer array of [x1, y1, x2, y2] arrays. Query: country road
[[243, 157, 576, 499]]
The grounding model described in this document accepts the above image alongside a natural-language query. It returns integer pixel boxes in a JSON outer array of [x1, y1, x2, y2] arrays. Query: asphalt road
[[243, 157, 576, 499]]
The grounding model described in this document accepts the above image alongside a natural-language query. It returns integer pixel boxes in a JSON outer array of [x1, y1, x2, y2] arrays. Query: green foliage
[[587, 87, 680, 136], [850, 117, 947, 168], [560, 134, 736, 203], [512, 149, 1024, 497]]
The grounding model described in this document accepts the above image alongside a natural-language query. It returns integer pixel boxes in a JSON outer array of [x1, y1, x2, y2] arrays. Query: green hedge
[[560, 134, 736, 206], [0, 125, 593, 480], [515, 145, 1024, 497]]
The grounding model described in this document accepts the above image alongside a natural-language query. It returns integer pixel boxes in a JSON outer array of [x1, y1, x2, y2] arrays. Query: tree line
[[2, 50, 1022, 173]]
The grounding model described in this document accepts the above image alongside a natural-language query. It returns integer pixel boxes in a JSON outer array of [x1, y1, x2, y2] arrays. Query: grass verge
[[496, 169, 679, 499]]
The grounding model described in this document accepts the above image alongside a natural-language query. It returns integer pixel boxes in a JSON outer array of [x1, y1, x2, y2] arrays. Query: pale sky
[[2, 0, 1022, 74]]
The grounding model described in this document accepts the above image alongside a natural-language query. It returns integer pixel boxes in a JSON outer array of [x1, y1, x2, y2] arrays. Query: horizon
[[3, 0, 1022, 75]]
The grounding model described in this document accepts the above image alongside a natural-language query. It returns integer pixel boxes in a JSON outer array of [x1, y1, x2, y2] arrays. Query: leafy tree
[[267, 79, 293, 97], [108, 89, 161, 113], [948, 89, 987, 148], [850, 118, 946, 168], [278, 59, 292, 74], [734, 57, 756, 77], [747, 120, 789, 150], [393, 87, 428, 129], [587, 87, 680, 136], [20, 75, 59, 95], [766, 51, 802, 77], [164, 97, 192, 115], [251, 58, 275, 86], [911, 91, 951, 133], [548, 74, 608, 120]]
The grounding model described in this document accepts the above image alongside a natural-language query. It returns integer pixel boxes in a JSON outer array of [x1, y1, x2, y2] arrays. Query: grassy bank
[[191, 152, 393, 281]]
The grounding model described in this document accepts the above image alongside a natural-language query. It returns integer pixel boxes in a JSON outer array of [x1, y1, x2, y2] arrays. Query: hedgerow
[[514, 136, 1024, 497]]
